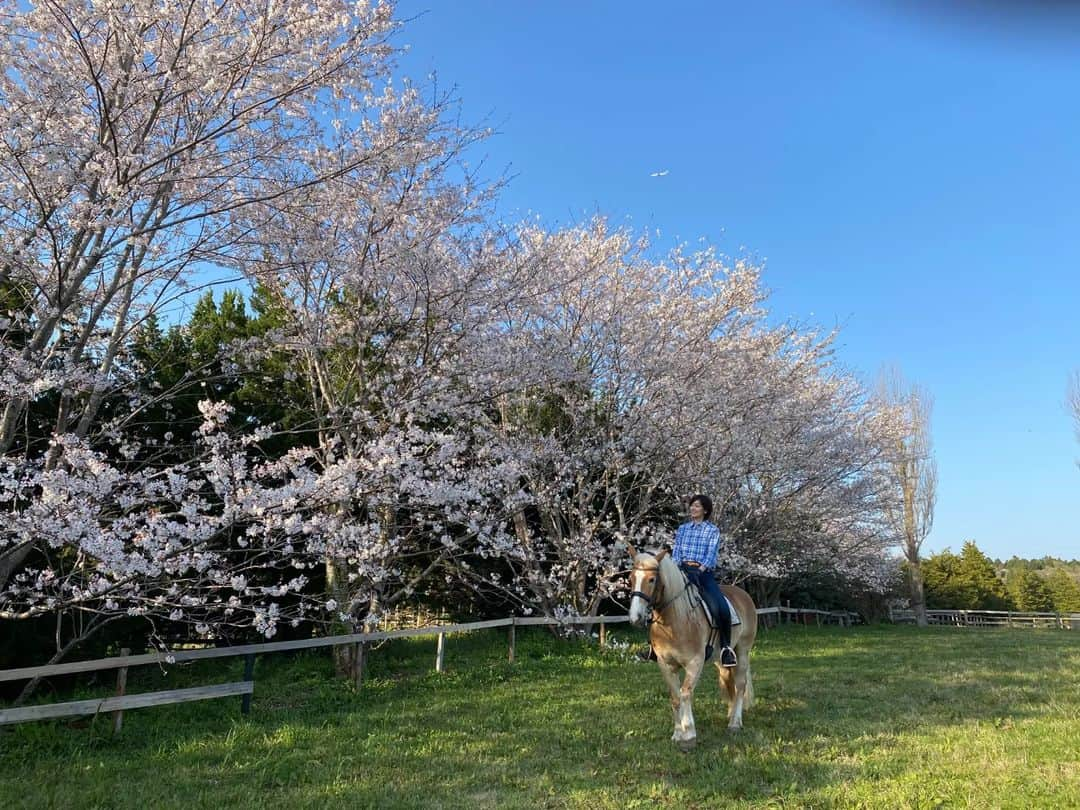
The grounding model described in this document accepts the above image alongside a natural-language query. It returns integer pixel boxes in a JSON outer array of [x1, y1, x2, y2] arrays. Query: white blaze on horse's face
[[628, 561, 658, 628]]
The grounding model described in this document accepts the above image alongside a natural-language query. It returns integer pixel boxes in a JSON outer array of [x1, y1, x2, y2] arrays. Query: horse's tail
[[717, 663, 735, 704]]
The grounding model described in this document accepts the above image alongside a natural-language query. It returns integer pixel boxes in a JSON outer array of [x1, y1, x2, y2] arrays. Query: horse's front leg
[[655, 658, 683, 741], [674, 655, 705, 750]]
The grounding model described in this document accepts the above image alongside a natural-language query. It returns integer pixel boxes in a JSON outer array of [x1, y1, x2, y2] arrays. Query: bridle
[[630, 553, 688, 625]]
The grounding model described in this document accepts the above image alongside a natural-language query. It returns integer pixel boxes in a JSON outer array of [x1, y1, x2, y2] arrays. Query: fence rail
[[0, 617, 525, 683], [0, 682, 254, 726], [889, 608, 1080, 629], [0, 605, 856, 727]]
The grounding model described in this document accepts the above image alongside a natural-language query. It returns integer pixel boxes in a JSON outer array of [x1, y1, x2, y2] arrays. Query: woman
[[673, 494, 736, 667]]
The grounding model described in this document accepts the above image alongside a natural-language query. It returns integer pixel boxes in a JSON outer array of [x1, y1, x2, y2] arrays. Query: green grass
[[2, 624, 1079, 809]]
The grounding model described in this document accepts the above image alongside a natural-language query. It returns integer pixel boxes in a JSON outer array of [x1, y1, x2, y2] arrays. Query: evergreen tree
[[955, 541, 1012, 610], [1044, 569, 1080, 613], [1010, 569, 1055, 612], [922, 541, 1013, 610], [922, 549, 967, 609]]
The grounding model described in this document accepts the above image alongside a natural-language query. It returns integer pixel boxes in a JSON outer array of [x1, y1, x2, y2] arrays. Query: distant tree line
[[920, 541, 1080, 613]]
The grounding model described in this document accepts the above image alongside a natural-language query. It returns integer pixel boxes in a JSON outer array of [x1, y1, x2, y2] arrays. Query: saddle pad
[[725, 594, 741, 627]]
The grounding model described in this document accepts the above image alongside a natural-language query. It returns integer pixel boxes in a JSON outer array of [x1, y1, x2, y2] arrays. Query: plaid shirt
[[672, 520, 721, 570]]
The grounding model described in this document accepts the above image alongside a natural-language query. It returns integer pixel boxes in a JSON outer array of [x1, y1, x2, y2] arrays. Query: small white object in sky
[[650, 169, 669, 177]]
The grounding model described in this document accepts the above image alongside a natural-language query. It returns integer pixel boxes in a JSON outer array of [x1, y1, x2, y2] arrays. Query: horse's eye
[[648, 577, 656, 583]]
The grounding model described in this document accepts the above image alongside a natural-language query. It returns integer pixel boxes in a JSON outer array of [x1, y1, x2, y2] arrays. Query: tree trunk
[[325, 557, 356, 677], [907, 552, 929, 627]]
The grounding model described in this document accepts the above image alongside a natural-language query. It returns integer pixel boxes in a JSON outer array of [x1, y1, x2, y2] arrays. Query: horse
[[627, 546, 758, 749]]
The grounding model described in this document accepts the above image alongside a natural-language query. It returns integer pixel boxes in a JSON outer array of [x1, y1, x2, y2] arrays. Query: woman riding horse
[[628, 494, 758, 746], [672, 494, 736, 667]]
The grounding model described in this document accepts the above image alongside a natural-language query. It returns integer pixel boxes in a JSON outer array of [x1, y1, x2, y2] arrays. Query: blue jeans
[[680, 564, 731, 648]]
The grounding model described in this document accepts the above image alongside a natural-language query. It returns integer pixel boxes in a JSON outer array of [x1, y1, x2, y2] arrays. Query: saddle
[[686, 576, 741, 627]]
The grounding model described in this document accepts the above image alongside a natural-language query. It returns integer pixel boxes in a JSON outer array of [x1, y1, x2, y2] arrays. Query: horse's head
[[627, 547, 669, 628]]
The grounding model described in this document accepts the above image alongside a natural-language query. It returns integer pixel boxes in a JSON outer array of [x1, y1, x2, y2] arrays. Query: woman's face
[[689, 499, 705, 522]]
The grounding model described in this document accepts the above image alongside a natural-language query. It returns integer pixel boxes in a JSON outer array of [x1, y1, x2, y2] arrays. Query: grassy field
[[2, 623, 1079, 809]]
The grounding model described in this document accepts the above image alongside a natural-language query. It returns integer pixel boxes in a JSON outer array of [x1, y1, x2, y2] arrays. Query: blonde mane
[[653, 551, 695, 624]]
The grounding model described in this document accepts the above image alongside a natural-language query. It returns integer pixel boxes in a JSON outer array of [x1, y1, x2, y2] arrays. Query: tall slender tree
[[878, 368, 937, 626], [1070, 371, 1080, 458]]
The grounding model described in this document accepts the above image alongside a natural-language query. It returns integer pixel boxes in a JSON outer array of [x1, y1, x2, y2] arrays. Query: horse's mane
[[640, 550, 695, 624]]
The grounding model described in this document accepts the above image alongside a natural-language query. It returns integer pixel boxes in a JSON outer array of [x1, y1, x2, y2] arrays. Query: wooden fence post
[[508, 619, 516, 663], [352, 643, 365, 688], [599, 620, 607, 648], [241, 654, 255, 715], [435, 632, 445, 673], [112, 648, 130, 734]]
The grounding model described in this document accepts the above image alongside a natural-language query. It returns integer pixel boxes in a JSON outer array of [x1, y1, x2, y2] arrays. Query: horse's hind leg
[[726, 658, 751, 731]]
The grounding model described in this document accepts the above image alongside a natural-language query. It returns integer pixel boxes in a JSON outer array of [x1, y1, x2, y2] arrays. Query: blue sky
[[391, 1, 1080, 561]]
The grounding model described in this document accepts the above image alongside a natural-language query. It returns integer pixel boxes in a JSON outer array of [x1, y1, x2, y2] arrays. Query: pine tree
[[1010, 570, 1055, 612], [954, 541, 1012, 610], [1045, 569, 1080, 613], [922, 550, 965, 609]]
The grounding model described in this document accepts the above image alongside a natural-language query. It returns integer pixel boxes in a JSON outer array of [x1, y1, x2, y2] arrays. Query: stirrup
[[720, 646, 737, 667]]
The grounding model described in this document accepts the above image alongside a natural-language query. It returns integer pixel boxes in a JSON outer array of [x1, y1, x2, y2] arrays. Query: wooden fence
[[889, 608, 1080, 629], [758, 606, 860, 628], [0, 615, 620, 727], [0, 605, 859, 728]]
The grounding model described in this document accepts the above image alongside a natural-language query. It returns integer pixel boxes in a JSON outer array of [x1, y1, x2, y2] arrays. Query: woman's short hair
[[689, 494, 713, 519]]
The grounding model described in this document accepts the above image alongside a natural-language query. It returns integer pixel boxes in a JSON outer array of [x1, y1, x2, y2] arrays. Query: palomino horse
[[627, 547, 758, 749]]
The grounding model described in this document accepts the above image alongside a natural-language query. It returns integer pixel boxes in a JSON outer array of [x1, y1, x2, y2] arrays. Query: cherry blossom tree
[[220, 119, 556, 672], [1, 0, 402, 590], [0, 0, 526, 676], [0, 0, 401, 452], [477, 220, 904, 618]]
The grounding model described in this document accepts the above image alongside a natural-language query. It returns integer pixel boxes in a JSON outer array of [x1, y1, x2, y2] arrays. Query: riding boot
[[719, 615, 736, 667]]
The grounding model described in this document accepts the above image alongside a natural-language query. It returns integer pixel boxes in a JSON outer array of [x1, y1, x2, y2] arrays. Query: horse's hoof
[[727, 725, 742, 735], [676, 737, 697, 752]]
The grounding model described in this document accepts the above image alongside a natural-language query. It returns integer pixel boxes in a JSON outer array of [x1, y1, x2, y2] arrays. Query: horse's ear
[[655, 549, 669, 563], [626, 542, 638, 560]]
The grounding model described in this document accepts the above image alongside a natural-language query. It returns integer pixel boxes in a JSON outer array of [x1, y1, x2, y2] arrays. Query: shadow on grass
[[2, 625, 1079, 809]]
